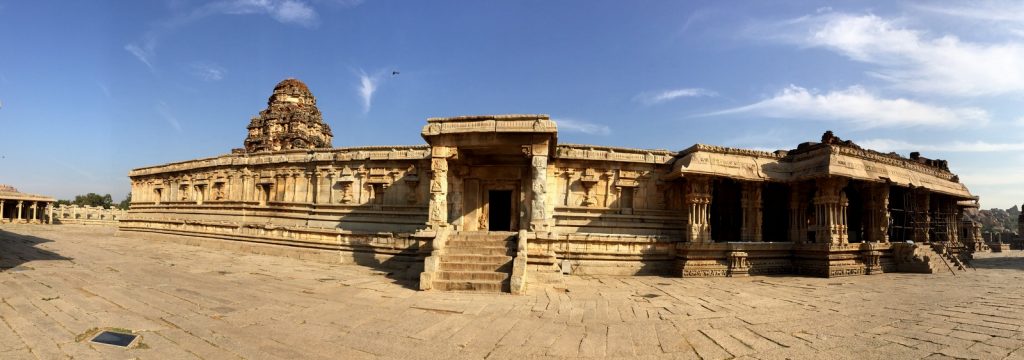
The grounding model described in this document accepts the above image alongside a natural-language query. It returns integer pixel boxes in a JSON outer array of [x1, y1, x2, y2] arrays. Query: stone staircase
[[432, 232, 516, 292], [917, 246, 958, 275]]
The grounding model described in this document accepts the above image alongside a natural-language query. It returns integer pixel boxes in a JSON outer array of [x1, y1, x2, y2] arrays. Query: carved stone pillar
[[31, 202, 38, 221], [16, 201, 23, 220], [304, 172, 314, 203], [864, 183, 889, 243], [741, 182, 762, 242], [684, 176, 712, 243], [0, 200, 5, 221], [912, 189, 931, 243], [428, 147, 452, 230], [47, 203, 53, 224], [311, 171, 321, 204], [789, 183, 808, 243], [812, 178, 848, 244], [525, 144, 550, 231]]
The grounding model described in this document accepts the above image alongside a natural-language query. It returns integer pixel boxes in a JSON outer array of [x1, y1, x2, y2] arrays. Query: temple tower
[[243, 78, 333, 152]]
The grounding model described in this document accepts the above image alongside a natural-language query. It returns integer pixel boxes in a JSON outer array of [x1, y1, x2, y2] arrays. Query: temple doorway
[[487, 190, 513, 231]]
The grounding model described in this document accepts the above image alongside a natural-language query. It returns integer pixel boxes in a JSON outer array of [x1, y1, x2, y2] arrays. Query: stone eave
[[554, 143, 675, 164], [129, 145, 429, 178], [0, 191, 55, 202], [421, 114, 557, 139], [668, 146, 787, 182]]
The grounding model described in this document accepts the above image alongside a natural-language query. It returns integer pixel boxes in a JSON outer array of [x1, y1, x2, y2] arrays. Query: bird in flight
[[391, 71, 400, 76]]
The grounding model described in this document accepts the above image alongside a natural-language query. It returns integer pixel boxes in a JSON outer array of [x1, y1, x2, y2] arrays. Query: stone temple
[[123, 78, 979, 293]]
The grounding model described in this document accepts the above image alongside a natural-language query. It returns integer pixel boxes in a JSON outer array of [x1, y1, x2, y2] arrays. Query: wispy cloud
[[157, 101, 183, 132], [191, 62, 227, 81], [553, 118, 611, 135], [97, 82, 112, 98], [357, 69, 383, 113], [634, 88, 716, 105], [701, 85, 989, 129], [125, 42, 156, 72], [914, 1, 1024, 28], [125, 0, 332, 70], [857, 139, 1024, 153], [774, 12, 1024, 97]]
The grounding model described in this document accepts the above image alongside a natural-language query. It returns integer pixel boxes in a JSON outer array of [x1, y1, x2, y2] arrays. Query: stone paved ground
[[1, 225, 1023, 359]]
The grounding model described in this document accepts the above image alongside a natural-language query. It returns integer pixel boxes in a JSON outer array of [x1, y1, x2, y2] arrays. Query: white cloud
[[125, 0, 328, 69], [857, 139, 1024, 153], [553, 118, 611, 135], [634, 88, 716, 105], [789, 13, 1024, 97], [157, 102, 183, 133], [1014, 117, 1024, 127], [191, 62, 227, 81], [357, 70, 381, 113], [701, 85, 989, 128], [220, 0, 319, 27]]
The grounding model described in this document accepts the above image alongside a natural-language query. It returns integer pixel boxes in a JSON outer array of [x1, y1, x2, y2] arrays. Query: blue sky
[[1, 1, 1023, 209]]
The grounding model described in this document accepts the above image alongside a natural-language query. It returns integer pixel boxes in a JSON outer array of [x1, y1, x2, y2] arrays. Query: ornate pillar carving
[[428, 146, 453, 230], [864, 183, 889, 243], [524, 144, 550, 231], [31, 202, 38, 221], [812, 177, 848, 244], [16, 201, 23, 220], [0, 200, 5, 221], [684, 176, 712, 243], [912, 189, 931, 243], [740, 182, 762, 242], [47, 203, 53, 224], [789, 183, 809, 243], [530, 155, 548, 230]]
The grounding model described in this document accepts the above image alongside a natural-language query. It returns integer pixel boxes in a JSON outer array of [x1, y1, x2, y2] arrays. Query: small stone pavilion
[[123, 78, 978, 293], [0, 185, 54, 224]]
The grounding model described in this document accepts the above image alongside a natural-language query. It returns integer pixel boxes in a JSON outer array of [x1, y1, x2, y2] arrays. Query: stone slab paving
[[1, 225, 1023, 359]]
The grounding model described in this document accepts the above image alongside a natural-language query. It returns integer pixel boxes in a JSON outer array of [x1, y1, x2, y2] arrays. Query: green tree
[[117, 192, 132, 210], [72, 193, 114, 208]]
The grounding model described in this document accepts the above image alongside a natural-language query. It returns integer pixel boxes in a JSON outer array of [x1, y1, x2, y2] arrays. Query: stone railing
[[53, 205, 125, 226]]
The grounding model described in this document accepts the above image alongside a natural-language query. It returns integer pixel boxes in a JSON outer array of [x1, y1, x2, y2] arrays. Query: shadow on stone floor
[[970, 254, 1024, 271], [0, 227, 73, 271], [351, 249, 420, 290]]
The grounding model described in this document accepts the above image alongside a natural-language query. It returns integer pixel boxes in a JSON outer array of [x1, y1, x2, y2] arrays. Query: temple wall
[[121, 147, 432, 278]]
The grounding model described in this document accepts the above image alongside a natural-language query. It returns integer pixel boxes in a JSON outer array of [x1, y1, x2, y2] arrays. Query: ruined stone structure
[[52, 204, 125, 226], [0, 185, 54, 224], [123, 79, 978, 293]]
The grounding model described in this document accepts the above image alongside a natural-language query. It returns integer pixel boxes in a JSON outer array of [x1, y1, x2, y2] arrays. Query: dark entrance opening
[[762, 183, 790, 242], [488, 190, 513, 231], [710, 179, 741, 243], [845, 183, 864, 243]]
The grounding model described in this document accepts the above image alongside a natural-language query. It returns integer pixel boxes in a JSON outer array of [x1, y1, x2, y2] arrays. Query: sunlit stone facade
[[123, 79, 978, 293]]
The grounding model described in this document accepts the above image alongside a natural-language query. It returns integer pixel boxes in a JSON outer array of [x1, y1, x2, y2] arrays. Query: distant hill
[[968, 205, 1020, 234]]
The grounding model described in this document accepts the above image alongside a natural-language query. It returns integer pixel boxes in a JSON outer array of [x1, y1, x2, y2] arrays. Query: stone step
[[436, 271, 509, 282], [439, 261, 512, 272], [450, 232, 516, 241], [440, 254, 512, 264], [446, 240, 512, 248], [447, 247, 514, 256], [432, 279, 507, 292]]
